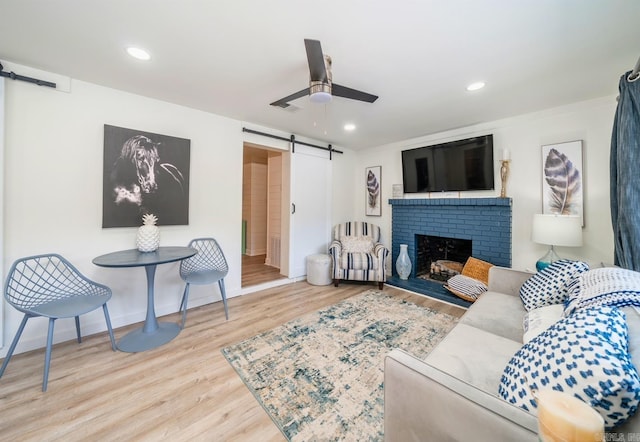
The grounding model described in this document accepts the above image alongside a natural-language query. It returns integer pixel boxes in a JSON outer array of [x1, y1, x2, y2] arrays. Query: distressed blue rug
[[222, 290, 457, 441]]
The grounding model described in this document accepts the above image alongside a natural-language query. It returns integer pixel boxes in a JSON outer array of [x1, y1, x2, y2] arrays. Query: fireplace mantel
[[389, 197, 512, 208]]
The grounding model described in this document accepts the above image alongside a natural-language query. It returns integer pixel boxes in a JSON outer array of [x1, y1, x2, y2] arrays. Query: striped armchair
[[329, 222, 390, 289]]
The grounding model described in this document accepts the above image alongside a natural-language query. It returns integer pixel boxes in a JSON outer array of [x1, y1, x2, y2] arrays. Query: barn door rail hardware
[[0, 62, 57, 88], [242, 127, 342, 159]]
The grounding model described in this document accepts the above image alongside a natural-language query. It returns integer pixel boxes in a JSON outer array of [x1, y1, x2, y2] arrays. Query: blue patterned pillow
[[499, 306, 640, 429], [519, 259, 589, 311], [564, 267, 640, 316]]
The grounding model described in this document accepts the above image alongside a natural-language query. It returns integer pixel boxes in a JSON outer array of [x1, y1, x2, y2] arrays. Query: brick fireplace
[[388, 198, 512, 304]]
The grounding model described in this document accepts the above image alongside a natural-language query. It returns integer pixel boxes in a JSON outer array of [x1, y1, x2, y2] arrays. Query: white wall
[[1, 77, 245, 356], [354, 96, 617, 271], [330, 147, 359, 226]]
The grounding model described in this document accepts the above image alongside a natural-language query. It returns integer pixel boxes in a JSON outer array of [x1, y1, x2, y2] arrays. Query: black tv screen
[[401, 134, 494, 193]]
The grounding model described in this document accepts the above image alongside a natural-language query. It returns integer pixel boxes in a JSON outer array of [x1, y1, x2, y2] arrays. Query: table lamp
[[532, 214, 582, 271]]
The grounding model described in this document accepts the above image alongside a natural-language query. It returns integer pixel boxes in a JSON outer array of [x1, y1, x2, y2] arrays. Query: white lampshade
[[309, 81, 332, 104], [532, 214, 582, 247], [310, 91, 332, 103]]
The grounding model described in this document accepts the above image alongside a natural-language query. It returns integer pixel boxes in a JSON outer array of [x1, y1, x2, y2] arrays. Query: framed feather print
[[365, 166, 382, 216], [541, 140, 584, 225]]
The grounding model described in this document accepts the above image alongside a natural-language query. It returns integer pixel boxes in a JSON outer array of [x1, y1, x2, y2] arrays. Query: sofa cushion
[[564, 267, 640, 316], [425, 323, 523, 394], [499, 306, 640, 429], [459, 292, 525, 341], [522, 304, 564, 343], [519, 259, 589, 311]]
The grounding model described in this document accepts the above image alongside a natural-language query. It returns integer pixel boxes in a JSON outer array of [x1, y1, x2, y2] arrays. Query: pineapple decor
[[136, 213, 160, 252]]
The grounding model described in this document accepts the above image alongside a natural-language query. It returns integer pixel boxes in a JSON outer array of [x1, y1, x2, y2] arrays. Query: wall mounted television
[[401, 134, 494, 193]]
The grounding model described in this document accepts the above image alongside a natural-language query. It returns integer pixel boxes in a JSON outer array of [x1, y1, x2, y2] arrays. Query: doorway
[[241, 143, 287, 287]]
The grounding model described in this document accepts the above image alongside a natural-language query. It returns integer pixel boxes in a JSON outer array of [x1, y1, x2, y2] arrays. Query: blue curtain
[[611, 71, 640, 270]]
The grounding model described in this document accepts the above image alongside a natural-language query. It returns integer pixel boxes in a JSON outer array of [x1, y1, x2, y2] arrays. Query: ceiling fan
[[270, 39, 378, 108]]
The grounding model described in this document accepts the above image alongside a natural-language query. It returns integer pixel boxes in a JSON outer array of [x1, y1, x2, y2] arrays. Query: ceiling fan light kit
[[309, 81, 332, 103]]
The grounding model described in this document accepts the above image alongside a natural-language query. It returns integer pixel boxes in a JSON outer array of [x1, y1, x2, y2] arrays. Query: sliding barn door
[[288, 145, 332, 278]]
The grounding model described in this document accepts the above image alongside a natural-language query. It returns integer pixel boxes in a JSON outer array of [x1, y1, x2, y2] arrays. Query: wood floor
[[0, 280, 465, 441], [241, 254, 285, 287]]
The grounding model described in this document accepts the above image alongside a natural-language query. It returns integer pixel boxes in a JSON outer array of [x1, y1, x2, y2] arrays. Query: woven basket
[[461, 257, 494, 285]]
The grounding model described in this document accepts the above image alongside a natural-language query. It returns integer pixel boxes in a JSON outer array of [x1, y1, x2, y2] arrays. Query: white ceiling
[[1, 1, 639, 150]]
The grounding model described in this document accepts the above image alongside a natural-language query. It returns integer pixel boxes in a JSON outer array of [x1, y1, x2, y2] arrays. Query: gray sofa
[[384, 266, 640, 441]]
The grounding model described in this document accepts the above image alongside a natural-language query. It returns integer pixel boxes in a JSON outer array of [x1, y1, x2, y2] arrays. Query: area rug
[[221, 289, 458, 441]]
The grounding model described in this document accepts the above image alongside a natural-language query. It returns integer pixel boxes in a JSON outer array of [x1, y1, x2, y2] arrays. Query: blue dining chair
[[0, 254, 117, 391], [179, 238, 229, 327]]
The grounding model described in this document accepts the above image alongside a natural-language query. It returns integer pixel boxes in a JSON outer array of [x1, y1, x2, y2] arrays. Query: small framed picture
[[365, 166, 382, 216], [541, 140, 584, 225]]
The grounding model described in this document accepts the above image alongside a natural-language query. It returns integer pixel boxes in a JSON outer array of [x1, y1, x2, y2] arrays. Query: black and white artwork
[[102, 124, 190, 228]]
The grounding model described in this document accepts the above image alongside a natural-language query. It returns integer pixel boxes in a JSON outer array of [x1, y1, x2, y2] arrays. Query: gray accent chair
[[0, 254, 116, 391], [179, 238, 229, 327]]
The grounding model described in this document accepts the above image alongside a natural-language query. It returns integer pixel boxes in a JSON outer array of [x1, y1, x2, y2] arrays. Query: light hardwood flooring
[[0, 281, 465, 441], [241, 254, 285, 287]]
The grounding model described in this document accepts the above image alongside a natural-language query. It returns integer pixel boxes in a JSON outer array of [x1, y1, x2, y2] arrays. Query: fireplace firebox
[[416, 235, 472, 282]]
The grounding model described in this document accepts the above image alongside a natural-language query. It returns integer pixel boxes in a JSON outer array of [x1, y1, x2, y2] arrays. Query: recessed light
[[344, 123, 356, 132], [466, 82, 485, 91], [127, 47, 151, 61]]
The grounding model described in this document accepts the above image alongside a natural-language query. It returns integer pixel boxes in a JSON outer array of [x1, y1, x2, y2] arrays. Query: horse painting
[[102, 126, 190, 228], [110, 135, 184, 205]]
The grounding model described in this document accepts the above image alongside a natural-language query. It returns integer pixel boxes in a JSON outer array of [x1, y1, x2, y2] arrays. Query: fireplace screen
[[416, 235, 472, 282]]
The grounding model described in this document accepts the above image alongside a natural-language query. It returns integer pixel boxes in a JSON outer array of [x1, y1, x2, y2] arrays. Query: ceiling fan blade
[[270, 87, 310, 108], [304, 39, 327, 82], [332, 83, 379, 103]]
